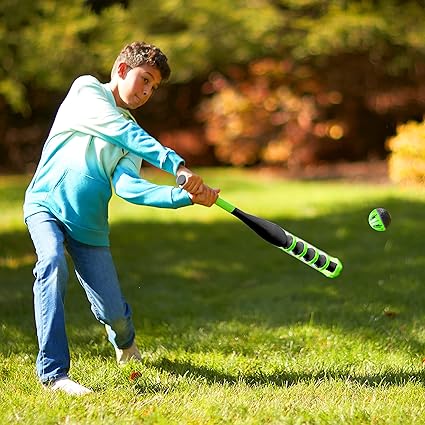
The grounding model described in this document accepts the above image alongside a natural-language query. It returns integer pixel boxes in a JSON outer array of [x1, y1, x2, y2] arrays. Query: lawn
[[1, 168, 425, 424]]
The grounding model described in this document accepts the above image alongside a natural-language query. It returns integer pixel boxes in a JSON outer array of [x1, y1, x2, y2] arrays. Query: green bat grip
[[215, 197, 235, 213]]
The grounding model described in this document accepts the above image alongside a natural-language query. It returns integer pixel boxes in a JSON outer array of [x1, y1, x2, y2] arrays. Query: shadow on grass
[[0, 230, 35, 316], [1, 196, 425, 388], [148, 357, 425, 388]]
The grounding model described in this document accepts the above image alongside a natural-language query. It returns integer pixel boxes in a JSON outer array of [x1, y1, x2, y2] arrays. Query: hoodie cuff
[[171, 188, 193, 208]]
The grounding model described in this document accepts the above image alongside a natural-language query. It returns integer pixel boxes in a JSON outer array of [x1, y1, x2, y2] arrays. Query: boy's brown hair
[[111, 41, 171, 81]]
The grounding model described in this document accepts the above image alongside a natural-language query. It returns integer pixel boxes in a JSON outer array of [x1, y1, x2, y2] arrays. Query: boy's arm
[[62, 76, 182, 174], [112, 155, 192, 208]]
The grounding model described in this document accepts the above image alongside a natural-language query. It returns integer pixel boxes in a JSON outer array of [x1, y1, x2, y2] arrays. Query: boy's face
[[115, 63, 162, 109]]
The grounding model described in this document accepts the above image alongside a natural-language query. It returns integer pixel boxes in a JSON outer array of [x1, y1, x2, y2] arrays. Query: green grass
[[1, 168, 425, 424]]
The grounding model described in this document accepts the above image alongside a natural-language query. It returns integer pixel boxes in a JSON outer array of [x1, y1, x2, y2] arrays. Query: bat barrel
[[280, 232, 342, 278], [231, 207, 342, 278]]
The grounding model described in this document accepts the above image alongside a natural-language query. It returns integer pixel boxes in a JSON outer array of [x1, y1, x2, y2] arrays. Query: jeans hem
[[41, 372, 69, 386]]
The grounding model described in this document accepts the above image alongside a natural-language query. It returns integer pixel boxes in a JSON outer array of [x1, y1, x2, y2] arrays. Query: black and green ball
[[368, 208, 391, 231]]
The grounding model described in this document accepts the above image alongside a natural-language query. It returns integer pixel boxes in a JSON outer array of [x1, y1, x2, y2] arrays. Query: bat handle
[[215, 197, 235, 213]]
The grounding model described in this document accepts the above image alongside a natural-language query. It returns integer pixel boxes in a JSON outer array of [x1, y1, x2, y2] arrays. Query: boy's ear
[[117, 62, 130, 78]]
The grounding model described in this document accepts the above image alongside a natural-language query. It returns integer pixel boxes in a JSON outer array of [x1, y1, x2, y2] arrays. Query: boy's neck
[[108, 79, 125, 109]]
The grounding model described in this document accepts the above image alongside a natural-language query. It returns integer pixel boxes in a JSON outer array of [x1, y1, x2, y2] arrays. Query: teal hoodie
[[24, 75, 192, 246]]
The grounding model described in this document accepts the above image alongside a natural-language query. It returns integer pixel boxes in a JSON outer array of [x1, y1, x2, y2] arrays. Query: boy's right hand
[[189, 185, 220, 207]]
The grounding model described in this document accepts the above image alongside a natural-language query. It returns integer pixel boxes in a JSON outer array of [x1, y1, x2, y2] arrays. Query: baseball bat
[[176, 175, 343, 279]]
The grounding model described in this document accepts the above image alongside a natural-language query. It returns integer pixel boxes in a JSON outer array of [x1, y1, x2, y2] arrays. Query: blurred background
[[1, 0, 424, 184]]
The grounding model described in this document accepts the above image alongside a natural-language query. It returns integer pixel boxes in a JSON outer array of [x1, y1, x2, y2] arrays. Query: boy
[[23, 41, 219, 395]]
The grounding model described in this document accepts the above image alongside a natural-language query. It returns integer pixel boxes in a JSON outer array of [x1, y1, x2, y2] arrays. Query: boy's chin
[[124, 103, 138, 110], [127, 101, 144, 110]]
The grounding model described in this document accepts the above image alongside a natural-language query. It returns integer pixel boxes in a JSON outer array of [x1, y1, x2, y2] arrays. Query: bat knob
[[176, 175, 186, 186]]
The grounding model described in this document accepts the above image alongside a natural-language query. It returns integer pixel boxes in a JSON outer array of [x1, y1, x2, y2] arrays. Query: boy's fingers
[[192, 181, 204, 194], [190, 186, 219, 207], [205, 187, 219, 206], [183, 176, 203, 194]]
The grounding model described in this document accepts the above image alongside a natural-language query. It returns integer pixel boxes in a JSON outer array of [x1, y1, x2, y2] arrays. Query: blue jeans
[[26, 211, 135, 383]]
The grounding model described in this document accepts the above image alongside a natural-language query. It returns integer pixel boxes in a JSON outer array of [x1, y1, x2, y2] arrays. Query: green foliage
[[387, 120, 425, 185], [92, 0, 282, 82], [274, 0, 425, 68], [1, 170, 425, 423], [1, 0, 425, 111], [0, 0, 39, 113], [0, 0, 102, 113]]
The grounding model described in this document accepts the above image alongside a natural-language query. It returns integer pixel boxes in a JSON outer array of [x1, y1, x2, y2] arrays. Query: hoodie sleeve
[[54, 76, 184, 175], [112, 154, 192, 208]]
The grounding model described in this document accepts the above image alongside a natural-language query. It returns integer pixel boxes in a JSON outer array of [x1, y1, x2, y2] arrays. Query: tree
[[1, 0, 425, 170], [2, 0, 425, 111]]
